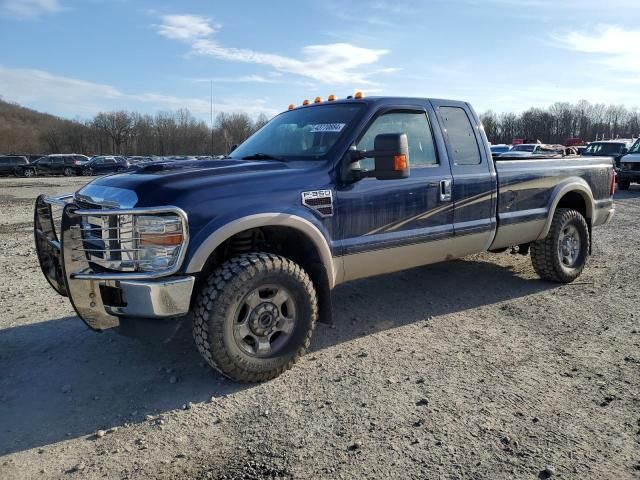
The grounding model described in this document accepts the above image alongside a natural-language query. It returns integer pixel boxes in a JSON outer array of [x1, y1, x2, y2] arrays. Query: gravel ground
[[0, 176, 638, 480]]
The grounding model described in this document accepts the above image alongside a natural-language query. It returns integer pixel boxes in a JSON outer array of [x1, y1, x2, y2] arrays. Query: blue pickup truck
[[34, 96, 616, 382]]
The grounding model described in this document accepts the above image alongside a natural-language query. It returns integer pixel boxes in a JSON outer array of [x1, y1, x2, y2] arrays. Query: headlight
[[135, 215, 185, 271], [80, 210, 187, 274]]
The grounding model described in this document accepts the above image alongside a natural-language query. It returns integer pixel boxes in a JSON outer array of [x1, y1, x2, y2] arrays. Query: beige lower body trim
[[338, 232, 490, 284], [490, 219, 545, 250]]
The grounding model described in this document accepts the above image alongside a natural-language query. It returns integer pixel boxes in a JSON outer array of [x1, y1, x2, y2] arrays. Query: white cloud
[[0, 65, 278, 118], [0, 0, 62, 18], [155, 14, 391, 85], [154, 14, 217, 41], [556, 25, 640, 72]]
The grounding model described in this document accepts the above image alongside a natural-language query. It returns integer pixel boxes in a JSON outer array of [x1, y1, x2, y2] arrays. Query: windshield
[[230, 104, 365, 160], [511, 145, 535, 152], [584, 143, 624, 155], [629, 139, 640, 154]]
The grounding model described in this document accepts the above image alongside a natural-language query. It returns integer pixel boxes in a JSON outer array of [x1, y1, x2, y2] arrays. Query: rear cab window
[[438, 106, 482, 165]]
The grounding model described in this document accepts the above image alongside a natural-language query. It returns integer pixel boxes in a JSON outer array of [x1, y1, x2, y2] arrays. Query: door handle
[[439, 179, 452, 202]]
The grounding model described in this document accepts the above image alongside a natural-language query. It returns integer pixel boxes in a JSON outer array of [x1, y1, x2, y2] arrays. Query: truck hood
[[74, 158, 324, 211], [621, 153, 640, 163]]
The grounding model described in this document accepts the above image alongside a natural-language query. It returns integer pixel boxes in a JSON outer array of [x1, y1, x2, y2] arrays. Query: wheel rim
[[233, 284, 297, 357], [24, 170, 33, 177], [558, 224, 581, 267], [64, 168, 72, 175]]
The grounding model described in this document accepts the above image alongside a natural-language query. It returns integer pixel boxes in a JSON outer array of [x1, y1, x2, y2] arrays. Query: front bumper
[[34, 195, 194, 331]]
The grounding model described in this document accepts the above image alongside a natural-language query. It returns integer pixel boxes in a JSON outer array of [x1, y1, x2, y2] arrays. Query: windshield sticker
[[308, 123, 346, 133]]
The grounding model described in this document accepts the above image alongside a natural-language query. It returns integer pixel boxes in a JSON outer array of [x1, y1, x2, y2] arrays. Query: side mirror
[[621, 147, 629, 155], [371, 133, 410, 180], [229, 144, 238, 154], [349, 133, 410, 181]]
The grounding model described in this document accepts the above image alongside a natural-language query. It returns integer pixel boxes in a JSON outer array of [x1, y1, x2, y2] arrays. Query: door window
[[356, 111, 437, 170], [439, 107, 481, 165]]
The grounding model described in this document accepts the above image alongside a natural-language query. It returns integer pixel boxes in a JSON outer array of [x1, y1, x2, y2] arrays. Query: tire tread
[[530, 208, 589, 283], [192, 252, 318, 382]]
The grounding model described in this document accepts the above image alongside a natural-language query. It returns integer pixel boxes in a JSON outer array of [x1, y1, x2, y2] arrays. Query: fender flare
[[537, 179, 595, 240], [184, 213, 338, 288]]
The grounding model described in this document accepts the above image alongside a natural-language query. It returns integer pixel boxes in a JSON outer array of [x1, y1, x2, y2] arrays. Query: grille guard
[[34, 194, 190, 331]]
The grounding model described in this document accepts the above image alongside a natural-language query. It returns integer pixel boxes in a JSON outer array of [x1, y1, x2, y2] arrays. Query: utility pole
[[210, 80, 214, 156]]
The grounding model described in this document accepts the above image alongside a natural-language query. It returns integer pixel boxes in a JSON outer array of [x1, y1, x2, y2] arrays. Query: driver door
[[335, 107, 454, 282]]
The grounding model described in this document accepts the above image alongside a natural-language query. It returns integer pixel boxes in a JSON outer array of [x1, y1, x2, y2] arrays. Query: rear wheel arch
[[538, 182, 594, 241]]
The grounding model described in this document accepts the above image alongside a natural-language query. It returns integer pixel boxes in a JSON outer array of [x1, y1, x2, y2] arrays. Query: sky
[[1, 0, 640, 121]]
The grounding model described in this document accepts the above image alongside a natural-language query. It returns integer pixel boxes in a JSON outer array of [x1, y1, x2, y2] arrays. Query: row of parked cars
[[0, 154, 133, 177], [490, 138, 640, 190], [0, 154, 225, 178]]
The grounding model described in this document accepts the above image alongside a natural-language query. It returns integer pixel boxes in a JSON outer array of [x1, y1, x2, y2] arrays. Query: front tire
[[193, 253, 318, 382], [22, 168, 35, 178], [63, 167, 74, 176], [530, 208, 589, 283]]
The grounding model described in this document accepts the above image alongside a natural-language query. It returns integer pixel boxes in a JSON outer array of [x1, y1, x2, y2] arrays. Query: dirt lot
[[0, 176, 638, 479]]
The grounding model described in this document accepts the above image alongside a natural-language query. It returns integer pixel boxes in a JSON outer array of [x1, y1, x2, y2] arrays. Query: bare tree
[[94, 111, 133, 154]]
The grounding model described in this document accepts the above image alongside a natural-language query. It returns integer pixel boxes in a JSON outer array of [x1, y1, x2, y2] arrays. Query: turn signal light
[[314, 96, 322, 103], [302, 99, 310, 106], [394, 155, 407, 171], [327, 94, 336, 101], [288, 104, 295, 110], [354, 90, 364, 99], [139, 233, 184, 246]]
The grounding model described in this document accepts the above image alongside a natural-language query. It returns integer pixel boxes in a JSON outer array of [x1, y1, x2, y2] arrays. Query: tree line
[[0, 99, 269, 156], [44, 109, 270, 156], [2, 98, 640, 156], [481, 101, 640, 145]]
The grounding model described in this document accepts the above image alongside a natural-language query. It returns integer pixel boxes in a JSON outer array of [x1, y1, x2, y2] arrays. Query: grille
[[79, 214, 139, 271]]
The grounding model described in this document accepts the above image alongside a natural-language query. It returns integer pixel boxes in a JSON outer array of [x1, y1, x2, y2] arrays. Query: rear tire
[[63, 167, 74, 176], [22, 168, 35, 178], [530, 208, 589, 283], [618, 180, 631, 190], [193, 253, 318, 382]]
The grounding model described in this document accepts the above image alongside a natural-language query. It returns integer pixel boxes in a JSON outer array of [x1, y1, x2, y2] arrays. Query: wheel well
[[194, 226, 333, 324], [556, 191, 589, 223]]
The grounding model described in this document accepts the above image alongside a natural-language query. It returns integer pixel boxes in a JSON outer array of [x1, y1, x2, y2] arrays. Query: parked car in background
[[82, 156, 129, 176], [618, 138, 640, 190], [126, 156, 154, 165], [490, 144, 511, 158], [0, 155, 36, 177], [575, 146, 587, 155], [499, 143, 563, 158], [32, 154, 90, 176], [581, 140, 633, 168]]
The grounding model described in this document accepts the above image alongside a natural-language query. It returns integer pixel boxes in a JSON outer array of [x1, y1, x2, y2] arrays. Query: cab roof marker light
[[327, 94, 336, 101], [302, 99, 310, 106], [314, 96, 322, 103], [288, 104, 295, 110], [354, 91, 364, 99]]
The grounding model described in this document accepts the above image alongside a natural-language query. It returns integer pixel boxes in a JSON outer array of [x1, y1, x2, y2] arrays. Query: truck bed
[[490, 156, 615, 249]]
